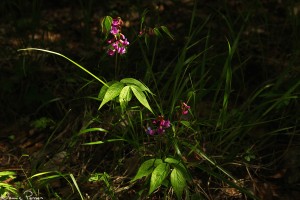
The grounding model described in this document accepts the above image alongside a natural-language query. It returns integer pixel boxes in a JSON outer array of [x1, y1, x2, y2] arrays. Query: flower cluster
[[146, 115, 171, 135], [181, 102, 190, 115], [107, 17, 129, 56]]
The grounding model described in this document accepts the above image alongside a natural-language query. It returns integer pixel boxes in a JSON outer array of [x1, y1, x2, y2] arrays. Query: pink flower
[[112, 18, 121, 26], [110, 26, 119, 35], [146, 116, 171, 135], [106, 17, 129, 56], [181, 102, 190, 115], [107, 49, 115, 56], [146, 127, 156, 135]]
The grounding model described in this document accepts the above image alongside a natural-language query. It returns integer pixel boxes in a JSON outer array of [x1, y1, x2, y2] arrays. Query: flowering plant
[[106, 17, 130, 56], [146, 102, 190, 136], [146, 115, 171, 135]]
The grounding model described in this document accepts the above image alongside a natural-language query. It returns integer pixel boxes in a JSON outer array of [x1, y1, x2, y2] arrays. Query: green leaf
[[120, 78, 153, 94], [141, 9, 149, 26], [165, 158, 191, 182], [131, 159, 163, 182], [79, 127, 108, 135], [98, 82, 125, 110], [82, 138, 126, 145], [130, 85, 153, 114], [149, 163, 170, 194], [153, 27, 162, 37], [101, 16, 112, 39], [164, 157, 181, 164], [161, 26, 174, 40], [119, 86, 132, 112], [170, 168, 186, 199], [69, 173, 84, 200], [98, 81, 117, 100], [172, 163, 191, 182], [0, 171, 16, 177], [180, 121, 194, 130]]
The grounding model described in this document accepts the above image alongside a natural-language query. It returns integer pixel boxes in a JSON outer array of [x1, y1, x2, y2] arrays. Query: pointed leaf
[[172, 163, 191, 182], [79, 127, 108, 135], [149, 163, 170, 194], [119, 86, 132, 112], [101, 16, 112, 39], [180, 120, 194, 130], [98, 81, 117, 100], [164, 157, 180, 164], [82, 138, 126, 145], [165, 158, 191, 182], [141, 9, 149, 25], [130, 85, 154, 114], [170, 168, 186, 199], [98, 82, 124, 110], [153, 27, 162, 37], [132, 159, 163, 182], [161, 26, 174, 40], [120, 78, 153, 94]]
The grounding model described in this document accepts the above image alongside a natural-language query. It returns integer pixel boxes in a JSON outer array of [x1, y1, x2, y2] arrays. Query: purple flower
[[107, 48, 115, 56], [181, 102, 190, 115], [162, 120, 170, 128], [117, 46, 126, 54], [106, 17, 129, 56], [146, 127, 156, 135], [157, 127, 165, 134], [112, 18, 121, 26], [120, 38, 129, 46], [110, 26, 119, 35], [146, 115, 171, 136]]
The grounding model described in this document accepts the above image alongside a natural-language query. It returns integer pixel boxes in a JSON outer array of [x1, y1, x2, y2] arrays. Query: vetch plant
[[136, 102, 193, 198], [131, 157, 191, 199], [19, 16, 155, 115]]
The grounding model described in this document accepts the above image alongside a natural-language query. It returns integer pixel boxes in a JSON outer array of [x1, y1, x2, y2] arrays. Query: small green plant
[[89, 172, 116, 199], [0, 171, 18, 198], [29, 171, 84, 199], [131, 157, 191, 199]]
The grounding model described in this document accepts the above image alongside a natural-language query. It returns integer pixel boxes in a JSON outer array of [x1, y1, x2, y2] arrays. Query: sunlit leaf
[[0, 171, 16, 177], [132, 159, 163, 182], [98, 81, 117, 100], [120, 78, 153, 94], [101, 16, 112, 39], [170, 168, 186, 199], [98, 82, 125, 110], [119, 86, 132, 112], [79, 127, 108, 135], [82, 139, 126, 145], [149, 163, 170, 194], [165, 158, 191, 182], [164, 157, 180, 164], [130, 85, 153, 114]]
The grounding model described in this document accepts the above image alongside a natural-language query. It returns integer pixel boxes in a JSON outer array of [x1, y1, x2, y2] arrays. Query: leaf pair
[[98, 78, 154, 113]]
